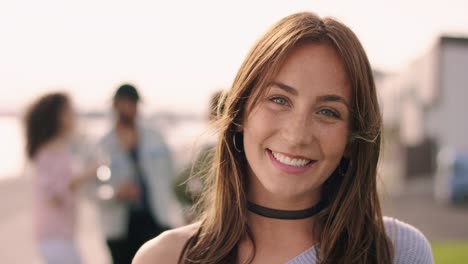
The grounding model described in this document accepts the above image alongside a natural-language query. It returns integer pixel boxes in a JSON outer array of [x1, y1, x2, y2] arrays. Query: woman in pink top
[[24, 93, 98, 264]]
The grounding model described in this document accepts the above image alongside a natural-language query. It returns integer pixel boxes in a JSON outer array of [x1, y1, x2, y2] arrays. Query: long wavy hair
[[179, 12, 393, 264], [24, 92, 69, 159]]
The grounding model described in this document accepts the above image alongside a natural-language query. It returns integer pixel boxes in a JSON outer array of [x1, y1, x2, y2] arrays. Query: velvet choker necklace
[[247, 199, 327, 220]]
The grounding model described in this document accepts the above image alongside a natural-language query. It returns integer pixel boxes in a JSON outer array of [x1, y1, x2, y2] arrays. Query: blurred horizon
[[1, 0, 468, 114]]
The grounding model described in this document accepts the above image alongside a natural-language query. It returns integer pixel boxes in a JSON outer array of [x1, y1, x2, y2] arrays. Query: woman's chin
[[249, 169, 321, 204], [262, 181, 314, 201]]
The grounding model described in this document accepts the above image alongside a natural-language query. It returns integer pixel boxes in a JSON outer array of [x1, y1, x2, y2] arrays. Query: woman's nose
[[280, 112, 317, 147]]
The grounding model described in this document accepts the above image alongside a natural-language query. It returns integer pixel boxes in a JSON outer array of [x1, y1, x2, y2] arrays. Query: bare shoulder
[[132, 222, 201, 264]]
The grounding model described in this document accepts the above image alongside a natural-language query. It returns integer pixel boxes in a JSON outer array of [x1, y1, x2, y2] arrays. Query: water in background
[[0, 116, 208, 179], [0, 117, 24, 179]]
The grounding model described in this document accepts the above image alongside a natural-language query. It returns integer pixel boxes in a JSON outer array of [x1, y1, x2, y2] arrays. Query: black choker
[[247, 199, 327, 220]]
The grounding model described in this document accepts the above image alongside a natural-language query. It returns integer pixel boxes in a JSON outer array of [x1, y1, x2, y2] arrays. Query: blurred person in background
[[435, 147, 468, 205], [24, 92, 99, 264], [134, 12, 433, 264], [96, 84, 181, 264], [174, 90, 225, 209]]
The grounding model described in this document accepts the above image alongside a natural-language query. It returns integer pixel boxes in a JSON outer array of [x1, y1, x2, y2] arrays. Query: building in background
[[379, 35, 468, 198]]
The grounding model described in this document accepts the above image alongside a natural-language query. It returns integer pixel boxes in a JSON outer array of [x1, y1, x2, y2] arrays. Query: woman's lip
[[266, 149, 315, 174]]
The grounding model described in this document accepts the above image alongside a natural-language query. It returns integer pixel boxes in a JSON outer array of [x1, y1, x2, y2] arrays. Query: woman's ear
[[233, 120, 243, 132]]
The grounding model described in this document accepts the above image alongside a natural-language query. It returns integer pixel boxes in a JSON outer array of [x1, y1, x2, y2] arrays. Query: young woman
[[134, 12, 433, 264], [24, 93, 98, 264]]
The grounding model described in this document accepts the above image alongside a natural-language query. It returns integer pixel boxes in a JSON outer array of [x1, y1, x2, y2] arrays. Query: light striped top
[[287, 217, 433, 264], [33, 148, 78, 241]]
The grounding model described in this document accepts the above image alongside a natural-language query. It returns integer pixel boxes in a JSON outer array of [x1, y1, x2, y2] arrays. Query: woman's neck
[[247, 211, 318, 239], [246, 193, 322, 242], [242, 188, 322, 262], [42, 137, 68, 152]]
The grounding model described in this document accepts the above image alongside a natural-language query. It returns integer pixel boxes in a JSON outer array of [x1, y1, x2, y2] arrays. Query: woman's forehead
[[245, 44, 351, 107], [275, 44, 349, 91]]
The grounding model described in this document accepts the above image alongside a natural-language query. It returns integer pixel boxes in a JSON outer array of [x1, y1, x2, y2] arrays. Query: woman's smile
[[266, 149, 316, 174]]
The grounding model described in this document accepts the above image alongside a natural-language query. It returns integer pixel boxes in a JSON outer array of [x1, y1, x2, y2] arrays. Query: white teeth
[[271, 151, 311, 167]]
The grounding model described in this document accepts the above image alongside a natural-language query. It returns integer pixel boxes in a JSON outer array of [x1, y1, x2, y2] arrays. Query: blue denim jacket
[[95, 123, 182, 239]]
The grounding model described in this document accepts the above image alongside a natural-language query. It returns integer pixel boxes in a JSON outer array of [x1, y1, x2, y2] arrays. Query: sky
[[0, 0, 467, 114]]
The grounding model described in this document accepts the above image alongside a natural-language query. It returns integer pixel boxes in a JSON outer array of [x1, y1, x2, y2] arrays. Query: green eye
[[271, 97, 288, 105], [319, 109, 340, 118]]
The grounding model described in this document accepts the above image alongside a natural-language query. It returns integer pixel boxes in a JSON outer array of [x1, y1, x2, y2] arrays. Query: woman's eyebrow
[[270, 82, 350, 110], [317, 94, 350, 110], [271, 81, 298, 96]]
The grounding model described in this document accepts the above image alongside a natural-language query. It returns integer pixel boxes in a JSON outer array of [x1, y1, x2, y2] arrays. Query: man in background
[[96, 84, 181, 264]]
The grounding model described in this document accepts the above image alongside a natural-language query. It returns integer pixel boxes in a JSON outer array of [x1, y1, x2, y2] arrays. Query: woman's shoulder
[[383, 216, 434, 264], [34, 144, 71, 168], [133, 222, 201, 264]]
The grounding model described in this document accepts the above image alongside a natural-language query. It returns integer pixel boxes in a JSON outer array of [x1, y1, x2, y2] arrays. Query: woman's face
[[60, 101, 75, 137], [242, 43, 351, 205]]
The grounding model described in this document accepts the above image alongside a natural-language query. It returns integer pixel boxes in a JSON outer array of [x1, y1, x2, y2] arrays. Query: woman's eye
[[270, 97, 288, 106], [318, 109, 340, 118]]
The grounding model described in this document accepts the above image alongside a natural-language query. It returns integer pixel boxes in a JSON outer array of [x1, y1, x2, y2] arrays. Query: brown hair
[[24, 92, 69, 159], [208, 90, 225, 120], [180, 12, 393, 264]]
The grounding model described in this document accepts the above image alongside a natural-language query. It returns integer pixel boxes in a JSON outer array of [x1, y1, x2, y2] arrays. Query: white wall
[[426, 39, 468, 150]]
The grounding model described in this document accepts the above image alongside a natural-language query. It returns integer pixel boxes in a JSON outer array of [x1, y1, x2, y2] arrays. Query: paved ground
[[0, 177, 109, 264], [0, 176, 467, 263], [382, 177, 468, 241]]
